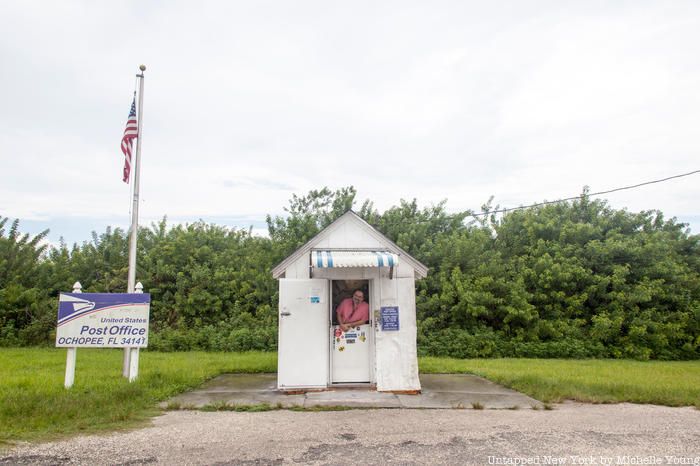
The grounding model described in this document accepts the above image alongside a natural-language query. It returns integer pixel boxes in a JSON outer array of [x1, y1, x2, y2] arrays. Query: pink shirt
[[336, 298, 369, 324]]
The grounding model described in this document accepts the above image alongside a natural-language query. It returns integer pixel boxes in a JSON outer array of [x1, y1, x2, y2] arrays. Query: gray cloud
[[1, 0, 698, 237]]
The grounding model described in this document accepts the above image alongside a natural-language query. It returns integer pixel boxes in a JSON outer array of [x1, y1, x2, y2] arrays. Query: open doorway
[[331, 280, 369, 326], [330, 279, 371, 384]]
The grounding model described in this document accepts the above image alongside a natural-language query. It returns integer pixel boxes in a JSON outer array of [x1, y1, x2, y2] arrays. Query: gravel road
[[2, 402, 699, 465]]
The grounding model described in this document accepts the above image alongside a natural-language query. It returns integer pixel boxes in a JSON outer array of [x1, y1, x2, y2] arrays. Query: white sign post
[[57, 285, 150, 388], [63, 282, 82, 388]]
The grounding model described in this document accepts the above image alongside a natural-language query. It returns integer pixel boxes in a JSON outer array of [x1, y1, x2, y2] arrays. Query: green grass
[[0, 348, 275, 446], [420, 357, 700, 407], [199, 401, 278, 412], [2, 349, 699, 448]]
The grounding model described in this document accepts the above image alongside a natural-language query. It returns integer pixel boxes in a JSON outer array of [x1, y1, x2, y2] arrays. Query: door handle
[[280, 311, 291, 316]]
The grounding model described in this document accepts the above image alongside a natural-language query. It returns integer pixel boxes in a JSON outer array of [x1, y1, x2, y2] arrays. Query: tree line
[[1, 186, 699, 359]]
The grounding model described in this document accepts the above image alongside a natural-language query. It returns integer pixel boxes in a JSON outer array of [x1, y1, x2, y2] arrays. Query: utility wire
[[358, 169, 699, 227], [469, 169, 700, 218], [274, 169, 699, 230]]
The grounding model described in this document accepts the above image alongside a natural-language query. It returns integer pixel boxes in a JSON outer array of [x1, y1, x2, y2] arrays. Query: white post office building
[[272, 211, 428, 393]]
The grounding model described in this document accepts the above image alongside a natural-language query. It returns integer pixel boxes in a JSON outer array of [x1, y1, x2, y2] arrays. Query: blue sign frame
[[56, 293, 151, 348], [380, 306, 399, 331]]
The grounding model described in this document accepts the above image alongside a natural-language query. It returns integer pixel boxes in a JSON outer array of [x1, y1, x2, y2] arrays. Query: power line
[[469, 169, 700, 218], [361, 169, 699, 227]]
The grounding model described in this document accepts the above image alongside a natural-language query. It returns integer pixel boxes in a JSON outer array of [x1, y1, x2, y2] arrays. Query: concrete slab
[[304, 389, 401, 408], [165, 373, 543, 410], [405, 374, 543, 409], [171, 390, 306, 408], [396, 391, 463, 409], [167, 374, 305, 409]]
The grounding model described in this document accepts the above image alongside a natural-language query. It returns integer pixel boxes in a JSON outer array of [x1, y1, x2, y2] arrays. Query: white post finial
[[72, 282, 82, 293], [135, 282, 144, 293]]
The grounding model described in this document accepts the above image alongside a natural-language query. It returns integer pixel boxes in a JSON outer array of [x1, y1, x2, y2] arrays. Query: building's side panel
[[286, 254, 310, 279], [394, 262, 414, 279], [374, 274, 421, 392], [395, 276, 420, 390]]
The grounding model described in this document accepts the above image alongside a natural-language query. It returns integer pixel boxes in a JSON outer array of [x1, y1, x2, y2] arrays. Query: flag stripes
[[121, 95, 138, 183]]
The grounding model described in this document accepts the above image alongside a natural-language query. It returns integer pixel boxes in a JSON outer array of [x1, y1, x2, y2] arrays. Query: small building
[[272, 210, 428, 392]]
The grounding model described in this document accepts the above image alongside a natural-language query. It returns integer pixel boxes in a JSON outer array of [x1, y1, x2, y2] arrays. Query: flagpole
[[124, 64, 145, 380], [128, 64, 145, 294]]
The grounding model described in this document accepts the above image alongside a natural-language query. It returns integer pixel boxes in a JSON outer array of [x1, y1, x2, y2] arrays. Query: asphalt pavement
[[2, 403, 699, 465], [2, 375, 698, 465]]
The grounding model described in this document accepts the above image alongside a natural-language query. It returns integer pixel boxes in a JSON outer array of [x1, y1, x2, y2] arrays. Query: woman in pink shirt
[[336, 289, 369, 332]]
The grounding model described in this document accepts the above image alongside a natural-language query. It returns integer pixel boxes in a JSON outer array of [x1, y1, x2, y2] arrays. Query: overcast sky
[[1, 1, 698, 246]]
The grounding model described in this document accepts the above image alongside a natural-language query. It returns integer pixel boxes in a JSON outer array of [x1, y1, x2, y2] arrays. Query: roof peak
[[271, 210, 428, 279]]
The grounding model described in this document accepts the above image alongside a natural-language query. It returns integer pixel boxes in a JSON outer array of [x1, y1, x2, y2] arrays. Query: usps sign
[[56, 293, 150, 348]]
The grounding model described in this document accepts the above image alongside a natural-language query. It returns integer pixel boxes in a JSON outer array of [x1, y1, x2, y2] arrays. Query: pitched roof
[[271, 210, 428, 279]]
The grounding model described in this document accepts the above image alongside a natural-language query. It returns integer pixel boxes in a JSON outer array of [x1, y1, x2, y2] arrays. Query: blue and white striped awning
[[311, 250, 399, 268]]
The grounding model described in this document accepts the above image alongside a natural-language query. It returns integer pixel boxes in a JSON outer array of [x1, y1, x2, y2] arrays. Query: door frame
[[328, 278, 374, 385]]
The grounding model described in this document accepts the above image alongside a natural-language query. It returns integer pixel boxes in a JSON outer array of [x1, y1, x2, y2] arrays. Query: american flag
[[121, 95, 138, 183]]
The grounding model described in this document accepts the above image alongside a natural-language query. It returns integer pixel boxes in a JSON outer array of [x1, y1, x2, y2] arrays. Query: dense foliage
[[1, 187, 699, 359]]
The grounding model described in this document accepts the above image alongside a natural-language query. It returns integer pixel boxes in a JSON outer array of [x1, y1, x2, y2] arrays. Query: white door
[[331, 323, 371, 383], [277, 279, 329, 389]]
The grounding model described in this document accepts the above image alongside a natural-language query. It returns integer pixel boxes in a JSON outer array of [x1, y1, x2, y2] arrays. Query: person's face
[[352, 291, 364, 305]]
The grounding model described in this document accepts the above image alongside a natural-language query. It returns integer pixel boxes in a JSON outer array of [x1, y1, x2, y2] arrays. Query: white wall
[[374, 275, 421, 392]]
